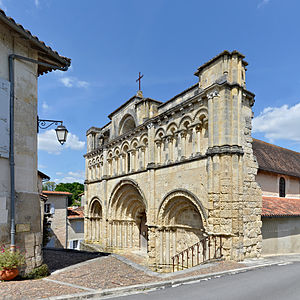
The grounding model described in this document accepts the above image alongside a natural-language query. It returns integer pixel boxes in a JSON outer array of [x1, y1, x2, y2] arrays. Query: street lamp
[[37, 117, 68, 145]]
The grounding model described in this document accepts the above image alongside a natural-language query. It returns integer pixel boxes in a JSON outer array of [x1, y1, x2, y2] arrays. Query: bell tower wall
[[195, 51, 262, 260]]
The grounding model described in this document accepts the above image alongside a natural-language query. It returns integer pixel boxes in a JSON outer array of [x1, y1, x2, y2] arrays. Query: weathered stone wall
[[84, 50, 262, 268], [0, 22, 42, 272]]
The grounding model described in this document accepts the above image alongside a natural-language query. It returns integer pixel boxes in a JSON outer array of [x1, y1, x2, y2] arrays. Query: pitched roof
[[0, 9, 71, 75], [262, 196, 300, 217], [42, 190, 72, 196], [67, 206, 84, 219], [253, 139, 300, 179], [38, 170, 50, 181]]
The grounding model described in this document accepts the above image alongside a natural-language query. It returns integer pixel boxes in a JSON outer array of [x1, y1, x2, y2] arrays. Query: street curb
[[40, 261, 282, 300]]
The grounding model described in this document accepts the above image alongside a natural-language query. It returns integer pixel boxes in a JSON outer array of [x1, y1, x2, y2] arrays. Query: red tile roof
[[0, 8, 71, 75], [68, 207, 84, 219], [262, 196, 300, 217], [42, 190, 72, 195], [253, 139, 300, 179]]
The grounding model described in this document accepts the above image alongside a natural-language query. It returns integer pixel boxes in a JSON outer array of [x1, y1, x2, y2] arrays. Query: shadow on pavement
[[43, 248, 110, 273]]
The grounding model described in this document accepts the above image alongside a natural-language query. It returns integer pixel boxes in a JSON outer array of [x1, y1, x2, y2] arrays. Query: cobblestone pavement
[[0, 249, 245, 300]]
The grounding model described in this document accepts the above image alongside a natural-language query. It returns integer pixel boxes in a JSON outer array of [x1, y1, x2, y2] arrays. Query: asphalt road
[[107, 262, 300, 300]]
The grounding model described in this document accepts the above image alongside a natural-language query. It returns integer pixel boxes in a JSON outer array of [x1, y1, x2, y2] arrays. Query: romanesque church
[[83, 50, 300, 270]]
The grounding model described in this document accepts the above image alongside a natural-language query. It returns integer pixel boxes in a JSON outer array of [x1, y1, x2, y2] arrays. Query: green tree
[[42, 181, 56, 191], [55, 182, 84, 206]]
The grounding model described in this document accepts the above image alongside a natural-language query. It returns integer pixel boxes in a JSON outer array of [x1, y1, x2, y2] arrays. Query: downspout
[[9, 54, 69, 251], [66, 196, 68, 249]]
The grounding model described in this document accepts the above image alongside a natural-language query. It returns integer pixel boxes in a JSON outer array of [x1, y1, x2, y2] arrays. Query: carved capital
[[179, 130, 187, 138], [147, 123, 154, 129], [165, 135, 173, 143], [154, 139, 162, 146], [206, 89, 219, 100]]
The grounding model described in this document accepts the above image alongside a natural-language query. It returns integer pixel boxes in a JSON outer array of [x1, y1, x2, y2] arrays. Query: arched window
[[279, 177, 286, 198], [119, 114, 136, 135]]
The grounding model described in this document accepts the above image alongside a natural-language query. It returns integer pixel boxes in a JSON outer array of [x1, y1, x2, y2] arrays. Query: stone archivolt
[[84, 50, 262, 270]]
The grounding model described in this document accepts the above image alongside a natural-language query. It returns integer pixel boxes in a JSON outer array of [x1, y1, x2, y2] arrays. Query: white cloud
[[38, 129, 85, 154], [38, 164, 47, 170], [54, 170, 85, 183], [59, 76, 89, 88], [34, 0, 39, 7], [42, 101, 49, 112], [253, 103, 300, 143], [257, 0, 270, 8]]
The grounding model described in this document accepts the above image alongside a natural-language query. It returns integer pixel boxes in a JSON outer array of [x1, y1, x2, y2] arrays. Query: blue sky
[[2, 0, 300, 183]]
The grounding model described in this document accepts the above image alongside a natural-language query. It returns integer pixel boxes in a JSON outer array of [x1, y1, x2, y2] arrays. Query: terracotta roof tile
[[253, 139, 300, 178], [262, 196, 300, 216], [68, 207, 84, 219], [42, 190, 72, 195]]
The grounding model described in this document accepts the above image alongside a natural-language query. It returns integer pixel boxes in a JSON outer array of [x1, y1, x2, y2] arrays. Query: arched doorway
[[108, 180, 148, 251], [88, 199, 102, 242], [157, 190, 206, 267]]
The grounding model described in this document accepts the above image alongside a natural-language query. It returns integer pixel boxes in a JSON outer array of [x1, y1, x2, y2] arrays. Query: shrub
[[23, 264, 50, 279], [0, 245, 25, 270]]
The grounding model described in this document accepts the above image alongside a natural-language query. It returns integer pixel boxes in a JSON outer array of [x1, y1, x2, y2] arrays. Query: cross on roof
[[136, 72, 144, 91]]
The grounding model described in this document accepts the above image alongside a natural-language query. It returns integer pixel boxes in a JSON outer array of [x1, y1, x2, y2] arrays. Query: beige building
[[43, 191, 72, 249], [67, 207, 84, 250], [0, 9, 70, 272], [252, 139, 300, 255], [84, 50, 262, 270]]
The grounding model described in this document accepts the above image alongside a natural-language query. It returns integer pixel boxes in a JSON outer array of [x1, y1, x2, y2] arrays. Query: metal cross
[[136, 72, 144, 90]]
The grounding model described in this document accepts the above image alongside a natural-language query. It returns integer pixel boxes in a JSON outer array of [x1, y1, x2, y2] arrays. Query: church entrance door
[[139, 212, 148, 252]]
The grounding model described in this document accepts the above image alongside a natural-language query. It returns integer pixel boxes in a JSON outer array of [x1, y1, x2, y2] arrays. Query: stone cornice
[[206, 145, 244, 157]]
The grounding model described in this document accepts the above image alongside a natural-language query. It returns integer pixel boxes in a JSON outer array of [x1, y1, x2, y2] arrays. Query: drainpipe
[[9, 54, 69, 251]]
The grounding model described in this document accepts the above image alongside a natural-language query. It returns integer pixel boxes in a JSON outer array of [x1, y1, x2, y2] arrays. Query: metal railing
[[171, 235, 223, 272]]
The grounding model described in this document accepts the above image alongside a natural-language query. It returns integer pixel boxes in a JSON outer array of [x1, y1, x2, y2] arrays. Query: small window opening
[[279, 177, 286, 197], [127, 152, 131, 172]]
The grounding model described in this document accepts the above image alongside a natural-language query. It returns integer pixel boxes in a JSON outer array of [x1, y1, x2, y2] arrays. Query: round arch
[[107, 179, 148, 251], [119, 114, 136, 135], [157, 189, 207, 227], [108, 179, 147, 219], [86, 197, 103, 243]]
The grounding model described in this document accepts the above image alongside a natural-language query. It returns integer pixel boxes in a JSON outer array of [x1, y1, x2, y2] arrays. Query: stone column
[[173, 134, 178, 162], [120, 153, 125, 174], [166, 135, 173, 163], [139, 146, 146, 169], [191, 126, 197, 156], [155, 140, 162, 164], [196, 125, 201, 155], [147, 123, 155, 167], [180, 131, 187, 160], [102, 148, 108, 177]]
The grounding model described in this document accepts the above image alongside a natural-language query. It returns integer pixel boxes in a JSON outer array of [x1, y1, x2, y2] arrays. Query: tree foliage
[[42, 181, 56, 191], [55, 182, 84, 206]]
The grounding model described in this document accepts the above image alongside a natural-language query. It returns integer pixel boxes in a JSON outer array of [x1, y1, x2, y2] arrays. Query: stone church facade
[[84, 50, 262, 269]]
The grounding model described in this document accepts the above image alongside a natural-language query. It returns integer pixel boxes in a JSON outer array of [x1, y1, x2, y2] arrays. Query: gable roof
[[0, 9, 70, 75], [253, 139, 300, 179], [262, 196, 300, 217]]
